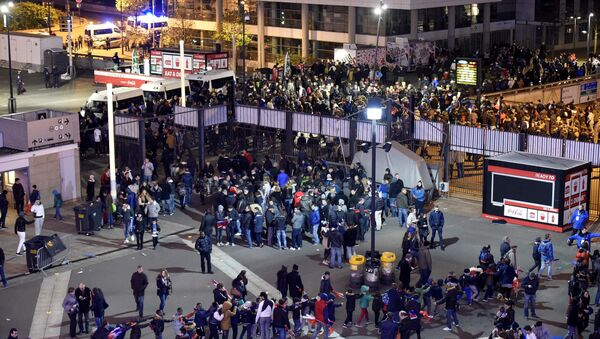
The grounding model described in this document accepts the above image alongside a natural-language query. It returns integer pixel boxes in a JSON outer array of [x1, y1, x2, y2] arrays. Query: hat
[[319, 293, 329, 301], [293, 264, 299, 271]]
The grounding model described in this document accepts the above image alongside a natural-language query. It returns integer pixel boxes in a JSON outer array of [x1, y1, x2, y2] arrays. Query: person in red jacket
[[312, 293, 331, 339]]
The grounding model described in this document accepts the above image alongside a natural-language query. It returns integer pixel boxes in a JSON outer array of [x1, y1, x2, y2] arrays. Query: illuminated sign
[[455, 58, 479, 86]]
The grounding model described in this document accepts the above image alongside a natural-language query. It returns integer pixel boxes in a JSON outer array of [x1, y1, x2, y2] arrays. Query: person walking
[[291, 208, 304, 250], [255, 292, 273, 339], [287, 264, 304, 299], [528, 237, 542, 274], [522, 271, 539, 318], [275, 210, 287, 250], [0, 190, 8, 229], [276, 266, 288, 298], [14, 211, 33, 256], [195, 231, 213, 274], [327, 225, 343, 269], [436, 282, 460, 331], [130, 265, 149, 318], [62, 287, 79, 338], [570, 205, 589, 235], [75, 282, 92, 334], [0, 247, 7, 288], [12, 178, 25, 213], [411, 181, 426, 216], [428, 206, 445, 250], [52, 190, 63, 221], [30, 199, 45, 236], [90, 287, 108, 330], [151, 220, 160, 250], [310, 205, 321, 245], [539, 233, 554, 281], [156, 269, 172, 312], [134, 212, 145, 249]]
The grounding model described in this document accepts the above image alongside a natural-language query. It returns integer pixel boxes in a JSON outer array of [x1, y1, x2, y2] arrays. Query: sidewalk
[[0, 201, 195, 279]]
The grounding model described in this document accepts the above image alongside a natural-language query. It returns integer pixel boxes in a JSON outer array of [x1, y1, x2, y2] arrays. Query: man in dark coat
[[130, 265, 149, 318], [195, 231, 213, 274], [75, 282, 92, 334], [287, 264, 304, 299], [201, 210, 216, 238], [0, 190, 8, 229], [12, 178, 25, 213], [399, 254, 414, 289]]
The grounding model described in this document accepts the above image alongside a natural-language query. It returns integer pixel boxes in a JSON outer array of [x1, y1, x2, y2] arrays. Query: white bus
[[186, 69, 236, 93], [86, 87, 144, 116], [84, 23, 122, 48], [140, 79, 190, 102], [126, 14, 168, 34]]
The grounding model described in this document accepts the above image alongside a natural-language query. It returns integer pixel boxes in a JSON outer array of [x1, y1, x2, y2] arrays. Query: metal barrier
[[260, 109, 287, 129], [321, 117, 350, 139], [450, 125, 484, 154], [235, 105, 259, 125], [115, 115, 140, 139], [292, 112, 320, 134], [356, 121, 387, 144], [483, 129, 520, 156], [37, 235, 71, 277], [565, 140, 600, 166], [204, 106, 228, 127], [414, 120, 444, 144], [526, 134, 564, 158]]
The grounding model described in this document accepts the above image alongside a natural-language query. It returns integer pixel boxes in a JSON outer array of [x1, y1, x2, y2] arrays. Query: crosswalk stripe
[[29, 270, 72, 339]]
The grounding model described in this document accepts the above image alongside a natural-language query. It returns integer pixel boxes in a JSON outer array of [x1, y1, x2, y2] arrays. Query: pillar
[[574, 0, 581, 45], [216, 0, 223, 42], [482, 3, 491, 52], [410, 9, 418, 39], [558, 0, 566, 45], [301, 3, 309, 59], [257, 0, 265, 67], [348, 6, 356, 44], [447, 6, 456, 50], [542, 25, 547, 45]]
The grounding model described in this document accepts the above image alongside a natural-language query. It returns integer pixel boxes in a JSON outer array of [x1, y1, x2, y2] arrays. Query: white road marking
[[29, 270, 72, 339]]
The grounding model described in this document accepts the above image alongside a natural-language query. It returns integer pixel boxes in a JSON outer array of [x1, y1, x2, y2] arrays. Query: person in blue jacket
[[410, 181, 426, 216], [310, 205, 321, 245], [568, 228, 600, 249], [570, 205, 589, 234], [539, 233, 554, 281]]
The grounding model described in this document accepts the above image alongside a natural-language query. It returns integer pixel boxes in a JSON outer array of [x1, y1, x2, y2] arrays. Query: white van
[[126, 14, 168, 34], [84, 23, 122, 48], [186, 70, 236, 93], [86, 87, 144, 116], [140, 79, 190, 102]]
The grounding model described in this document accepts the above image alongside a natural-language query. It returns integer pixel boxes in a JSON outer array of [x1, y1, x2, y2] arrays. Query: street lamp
[[570, 16, 582, 50], [366, 105, 382, 264], [2, 1, 16, 113], [372, 0, 386, 81], [587, 13, 594, 58]]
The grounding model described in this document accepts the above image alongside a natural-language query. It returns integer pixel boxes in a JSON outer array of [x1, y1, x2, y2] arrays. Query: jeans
[[54, 207, 63, 220], [596, 284, 600, 305], [330, 247, 342, 268], [254, 231, 263, 246], [430, 227, 444, 248], [158, 293, 168, 311], [227, 226, 235, 244], [292, 228, 302, 248], [77, 311, 89, 333], [169, 194, 175, 213], [0, 264, 6, 287], [161, 200, 169, 214], [200, 252, 212, 273], [68, 312, 77, 338], [565, 325, 579, 339], [415, 200, 425, 216], [277, 230, 287, 249], [240, 324, 255, 339], [216, 228, 224, 244], [293, 318, 301, 334], [398, 208, 408, 227], [276, 327, 286, 339], [245, 229, 253, 248], [382, 197, 390, 216], [258, 317, 272, 339], [143, 175, 152, 183], [540, 259, 553, 279], [419, 268, 431, 285], [445, 309, 459, 329], [528, 259, 541, 274], [311, 322, 329, 339], [524, 293, 536, 317], [345, 246, 356, 260], [94, 314, 104, 329], [124, 218, 134, 239], [185, 187, 192, 205], [312, 224, 320, 244], [134, 295, 144, 317]]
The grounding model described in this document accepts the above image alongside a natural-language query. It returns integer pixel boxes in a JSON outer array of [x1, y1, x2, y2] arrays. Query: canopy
[[352, 141, 434, 190]]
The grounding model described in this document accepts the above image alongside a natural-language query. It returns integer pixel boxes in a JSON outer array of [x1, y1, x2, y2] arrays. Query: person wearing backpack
[[255, 292, 273, 339], [528, 237, 542, 274], [539, 233, 554, 281], [195, 231, 213, 274], [478, 245, 494, 270]]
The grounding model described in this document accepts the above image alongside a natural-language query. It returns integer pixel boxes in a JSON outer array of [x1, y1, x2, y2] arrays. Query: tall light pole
[[366, 105, 382, 263], [2, 1, 16, 113], [570, 16, 581, 50], [372, 0, 386, 81], [587, 13, 594, 58]]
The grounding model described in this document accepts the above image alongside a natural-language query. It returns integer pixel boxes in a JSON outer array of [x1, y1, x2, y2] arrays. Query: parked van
[[84, 23, 122, 48], [126, 14, 168, 34], [140, 79, 190, 102], [186, 69, 236, 93], [86, 87, 144, 116]]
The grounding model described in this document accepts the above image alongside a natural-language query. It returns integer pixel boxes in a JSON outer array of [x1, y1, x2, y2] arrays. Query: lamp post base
[[7, 97, 16, 114]]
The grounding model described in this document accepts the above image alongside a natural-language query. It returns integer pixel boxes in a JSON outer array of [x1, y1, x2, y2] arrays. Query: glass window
[[455, 4, 480, 28], [314, 41, 343, 59], [491, 1, 516, 22], [356, 7, 382, 35], [265, 36, 301, 62], [312, 5, 347, 33], [418, 7, 447, 32], [385, 9, 410, 35], [264, 2, 301, 29], [535, 0, 558, 22]]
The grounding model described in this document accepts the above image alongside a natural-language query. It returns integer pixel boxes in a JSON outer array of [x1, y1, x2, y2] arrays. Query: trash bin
[[88, 202, 102, 231], [24, 236, 48, 273], [364, 256, 380, 291], [349, 255, 365, 288], [74, 204, 92, 235], [380, 252, 396, 284]]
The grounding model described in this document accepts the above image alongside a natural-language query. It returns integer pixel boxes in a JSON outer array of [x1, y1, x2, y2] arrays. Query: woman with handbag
[[156, 269, 172, 312], [90, 287, 108, 329]]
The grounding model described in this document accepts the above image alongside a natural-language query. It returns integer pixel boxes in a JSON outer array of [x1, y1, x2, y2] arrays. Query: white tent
[[352, 141, 434, 190]]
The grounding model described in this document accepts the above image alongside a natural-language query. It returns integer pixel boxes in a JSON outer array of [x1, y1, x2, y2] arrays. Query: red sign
[[488, 165, 556, 182], [93, 70, 164, 88], [149, 50, 229, 78]]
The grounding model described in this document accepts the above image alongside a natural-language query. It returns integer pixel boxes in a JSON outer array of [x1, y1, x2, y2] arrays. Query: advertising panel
[[455, 58, 479, 86]]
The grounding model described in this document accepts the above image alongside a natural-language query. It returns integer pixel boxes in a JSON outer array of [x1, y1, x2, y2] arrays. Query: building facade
[[167, 0, 595, 68]]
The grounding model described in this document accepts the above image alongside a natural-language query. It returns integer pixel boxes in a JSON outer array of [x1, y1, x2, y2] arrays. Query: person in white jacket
[[30, 199, 45, 236], [255, 292, 273, 339]]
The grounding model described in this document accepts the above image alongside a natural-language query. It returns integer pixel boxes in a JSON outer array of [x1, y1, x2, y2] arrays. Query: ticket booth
[[482, 151, 592, 232]]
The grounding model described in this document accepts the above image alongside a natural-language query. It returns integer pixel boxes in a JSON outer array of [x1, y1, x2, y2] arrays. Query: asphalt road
[[0, 197, 581, 339]]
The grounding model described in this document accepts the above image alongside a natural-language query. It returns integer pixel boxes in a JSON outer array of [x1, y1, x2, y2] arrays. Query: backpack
[[479, 250, 488, 262], [195, 238, 203, 252]]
